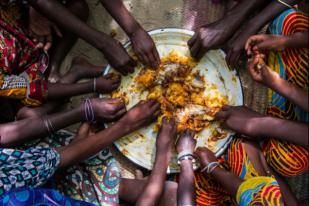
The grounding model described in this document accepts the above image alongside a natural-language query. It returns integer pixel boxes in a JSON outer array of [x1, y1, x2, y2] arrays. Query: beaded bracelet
[[200, 162, 220, 174]]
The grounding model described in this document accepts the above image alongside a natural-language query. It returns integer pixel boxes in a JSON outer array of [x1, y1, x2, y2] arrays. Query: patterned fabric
[[194, 139, 260, 206], [0, 1, 49, 106], [0, 147, 60, 196], [0, 187, 95, 206], [236, 177, 284, 206], [264, 9, 309, 177], [24, 130, 121, 206]]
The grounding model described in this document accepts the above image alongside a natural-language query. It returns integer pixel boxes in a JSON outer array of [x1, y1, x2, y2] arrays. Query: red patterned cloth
[[0, 1, 49, 106]]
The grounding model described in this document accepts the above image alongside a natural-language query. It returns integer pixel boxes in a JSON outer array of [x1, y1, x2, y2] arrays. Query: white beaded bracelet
[[200, 162, 220, 174]]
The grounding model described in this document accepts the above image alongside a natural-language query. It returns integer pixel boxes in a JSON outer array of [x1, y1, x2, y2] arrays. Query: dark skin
[[187, 0, 301, 65], [28, 0, 90, 82], [195, 144, 298, 205], [28, 0, 136, 75], [226, 0, 302, 67], [245, 32, 309, 55], [247, 53, 308, 112], [100, 0, 160, 69], [195, 147, 242, 196], [176, 129, 196, 206], [215, 105, 308, 146], [187, 0, 269, 60], [56, 99, 160, 167], [66, 123, 177, 206], [16, 57, 106, 120], [0, 98, 126, 146], [136, 117, 177, 206]]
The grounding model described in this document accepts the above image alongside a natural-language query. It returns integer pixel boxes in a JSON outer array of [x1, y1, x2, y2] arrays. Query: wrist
[[79, 102, 86, 122], [97, 33, 114, 52], [115, 119, 133, 135], [127, 23, 142, 38], [282, 35, 292, 49]]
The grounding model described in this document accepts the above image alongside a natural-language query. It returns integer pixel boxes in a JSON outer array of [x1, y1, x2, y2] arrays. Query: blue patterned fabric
[[0, 147, 60, 196], [0, 187, 95, 206]]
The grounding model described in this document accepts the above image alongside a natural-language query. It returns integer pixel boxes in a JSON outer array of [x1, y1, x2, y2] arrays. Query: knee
[[68, 0, 89, 22]]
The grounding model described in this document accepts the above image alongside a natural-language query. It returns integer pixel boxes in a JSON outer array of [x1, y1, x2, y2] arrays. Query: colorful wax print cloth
[[0, 187, 95, 206], [264, 9, 308, 177]]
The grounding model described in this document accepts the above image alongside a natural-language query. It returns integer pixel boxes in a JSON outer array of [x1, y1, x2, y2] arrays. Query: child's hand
[[245, 34, 288, 56], [130, 27, 160, 68], [118, 99, 161, 132], [247, 54, 278, 88], [102, 38, 136, 76], [194, 147, 217, 168], [28, 7, 62, 52], [95, 74, 121, 94], [91, 98, 126, 121], [156, 117, 177, 153], [215, 105, 264, 138]]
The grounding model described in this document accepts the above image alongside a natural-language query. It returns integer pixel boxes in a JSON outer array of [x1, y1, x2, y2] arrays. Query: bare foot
[[61, 57, 105, 84], [48, 67, 61, 83]]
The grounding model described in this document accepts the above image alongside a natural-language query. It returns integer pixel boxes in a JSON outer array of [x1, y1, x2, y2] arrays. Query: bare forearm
[[221, 0, 269, 34], [260, 116, 308, 146], [285, 31, 309, 48], [100, 0, 140, 37], [0, 106, 84, 146], [136, 149, 169, 206], [210, 167, 243, 197], [268, 75, 308, 112], [178, 160, 195, 206], [245, 0, 302, 35], [56, 121, 130, 167], [28, 0, 111, 51], [47, 82, 93, 100]]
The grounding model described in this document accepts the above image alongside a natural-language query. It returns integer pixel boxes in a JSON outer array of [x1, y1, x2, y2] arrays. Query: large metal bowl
[[102, 28, 243, 173]]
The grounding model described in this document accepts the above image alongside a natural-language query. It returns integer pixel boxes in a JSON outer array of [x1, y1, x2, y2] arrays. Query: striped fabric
[[264, 9, 309, 177]]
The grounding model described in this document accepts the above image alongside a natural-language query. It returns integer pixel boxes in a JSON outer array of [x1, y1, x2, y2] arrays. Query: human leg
[[48, 0, 89, 82]]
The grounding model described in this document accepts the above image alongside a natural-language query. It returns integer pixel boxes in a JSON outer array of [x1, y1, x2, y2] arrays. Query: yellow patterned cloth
[[264, 9, 308, 177], [194, 139, 272, 206], [236, 177, 284, 206]]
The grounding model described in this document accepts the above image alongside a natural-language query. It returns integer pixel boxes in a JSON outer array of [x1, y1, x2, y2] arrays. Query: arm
[[28, 0, 135, 75], [267, 73, 308, 112], [57, 100, 161, 168], [215, 106, 309, 146], [285, 31, 309, 48], [100, 0, 160, 68], [209, 167, 242, 197], [226, 0, 302, 66], [176, 130, 196, 206], [135, 118, 176, 206], [246, 32, 309, 55], [0, 98, 125, 146], [178, 160, 195, 206], [259, 116, 308, 146], [195, 147, 243, 197], [247, 54, 308, 112], [188, 0, 269, 59], [244, 0, 302, 37]]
